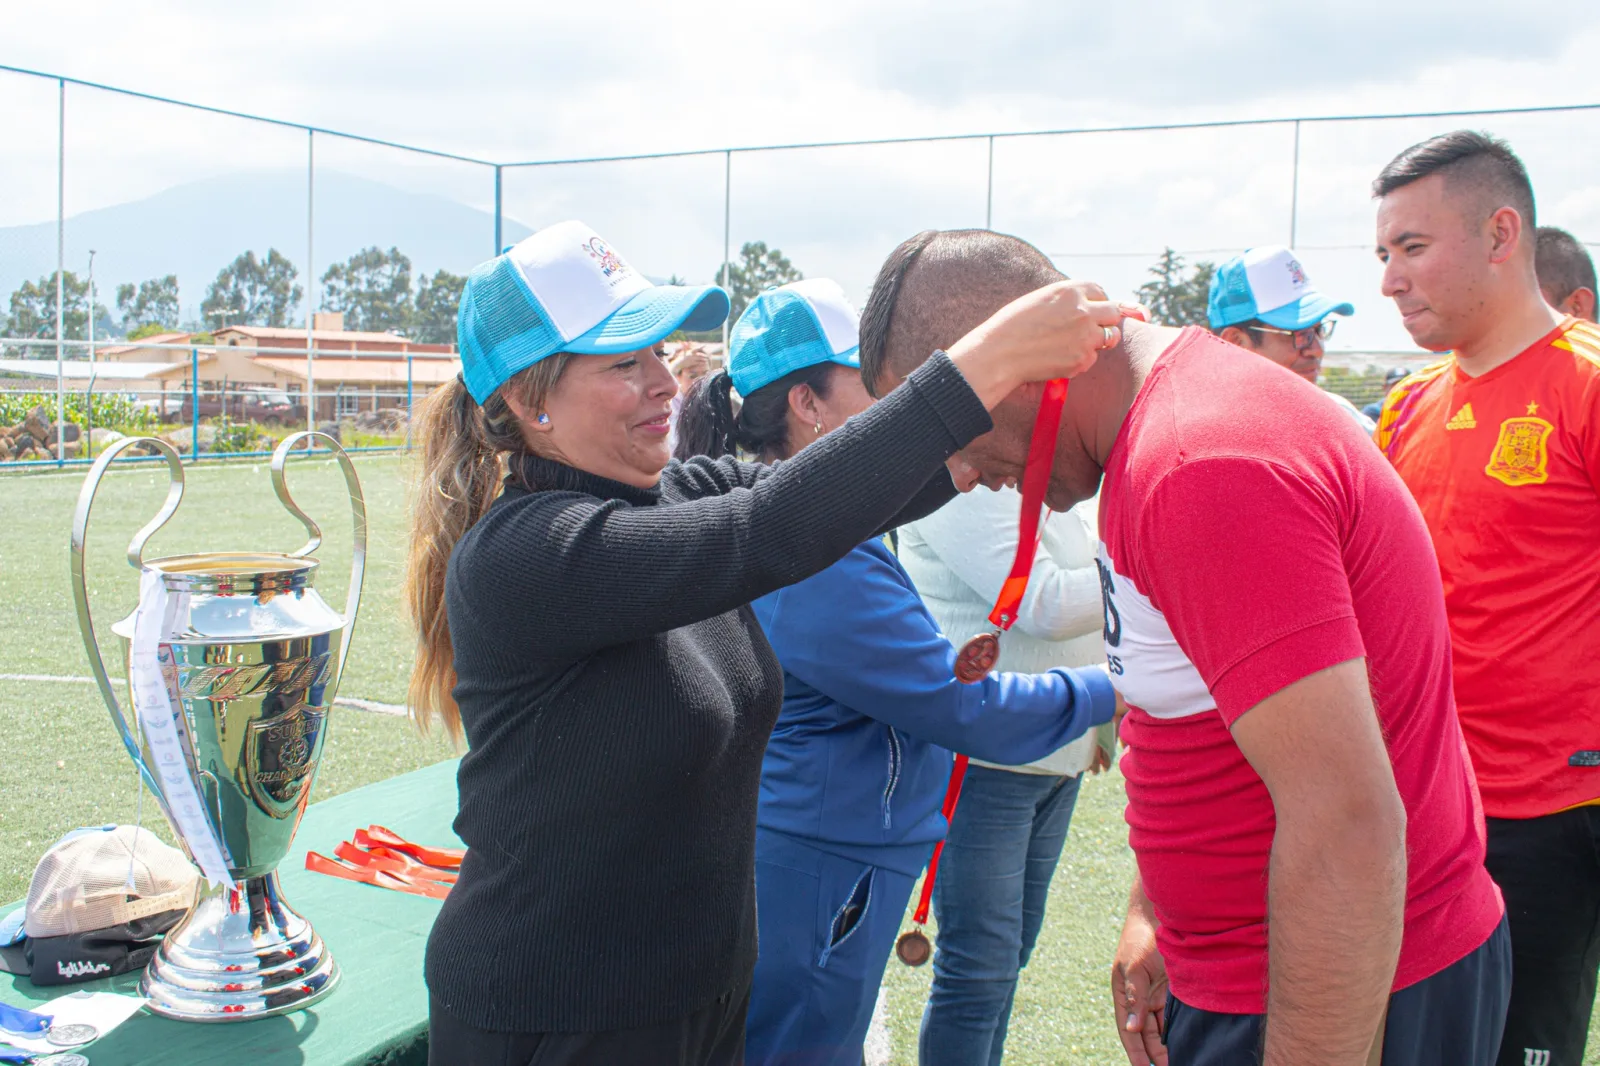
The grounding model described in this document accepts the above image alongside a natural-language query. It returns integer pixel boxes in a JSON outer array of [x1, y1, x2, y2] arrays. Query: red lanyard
[[899, 378, 1071, 965], [305, 825, 464, 901], [950, 378, 1070, 682], [992, 376, 1070, 628]]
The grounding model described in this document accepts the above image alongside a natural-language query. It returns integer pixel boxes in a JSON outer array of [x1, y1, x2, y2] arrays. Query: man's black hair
[[1535, 226, 1597, 305], [1372, 129, 1536, 230]]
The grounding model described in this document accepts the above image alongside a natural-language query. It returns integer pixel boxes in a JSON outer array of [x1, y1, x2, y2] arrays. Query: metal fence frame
[[4, 60, 1599, 470]]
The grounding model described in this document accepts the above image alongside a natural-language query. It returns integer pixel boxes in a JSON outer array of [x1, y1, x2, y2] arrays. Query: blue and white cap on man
[[457, 220, 729, 403], [728, 279, 860, 396], [1207, 246, 1355, 331]]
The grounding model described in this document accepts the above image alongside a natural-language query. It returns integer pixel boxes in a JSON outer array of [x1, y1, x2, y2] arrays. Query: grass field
[[2, 455, 1595, 1064]]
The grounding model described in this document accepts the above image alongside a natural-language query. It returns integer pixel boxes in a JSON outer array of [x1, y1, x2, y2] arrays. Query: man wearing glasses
[[1209, 246, 1374, 433]]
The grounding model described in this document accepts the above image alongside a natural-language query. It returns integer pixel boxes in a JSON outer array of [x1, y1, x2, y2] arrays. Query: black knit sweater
[[424, 352, 992, 1033]]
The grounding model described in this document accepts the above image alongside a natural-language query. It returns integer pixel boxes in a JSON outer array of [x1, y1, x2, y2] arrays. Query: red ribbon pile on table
[[305, 825, 464, 901]]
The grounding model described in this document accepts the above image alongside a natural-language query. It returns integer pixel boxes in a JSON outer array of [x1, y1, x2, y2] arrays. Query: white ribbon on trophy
[[130, 568, 235, 889]]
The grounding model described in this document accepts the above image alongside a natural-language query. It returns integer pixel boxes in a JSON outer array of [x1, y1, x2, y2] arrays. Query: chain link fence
[[3, 61, 1597, 471]]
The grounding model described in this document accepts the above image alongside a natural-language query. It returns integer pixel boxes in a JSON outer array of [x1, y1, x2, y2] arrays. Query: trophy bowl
[[70, 434, 366, 1021]]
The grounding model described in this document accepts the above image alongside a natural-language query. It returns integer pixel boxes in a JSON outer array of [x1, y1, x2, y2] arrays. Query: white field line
[[865, 984, 892, 1066], [0, 672, 408, 716]]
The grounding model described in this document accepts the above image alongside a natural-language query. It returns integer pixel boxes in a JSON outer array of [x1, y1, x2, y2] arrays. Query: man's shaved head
[[859, 228, 1064, 396], [1536, 226, 1598, 318], [1373, 130, 1537, 239]]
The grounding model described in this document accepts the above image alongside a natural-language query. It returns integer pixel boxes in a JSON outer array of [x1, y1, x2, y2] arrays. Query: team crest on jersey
[[1485, 415, 1553, 486]]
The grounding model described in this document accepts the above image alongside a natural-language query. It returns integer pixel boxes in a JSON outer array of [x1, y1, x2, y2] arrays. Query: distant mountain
[[0, 170, 534, 331]]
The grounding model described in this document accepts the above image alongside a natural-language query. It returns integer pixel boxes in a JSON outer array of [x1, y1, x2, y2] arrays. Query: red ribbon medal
[[952, 375, 1071, 682], [899, 376, 1072, 966]]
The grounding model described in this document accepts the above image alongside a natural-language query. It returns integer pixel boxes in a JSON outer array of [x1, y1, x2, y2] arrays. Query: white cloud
[[3, 0, 1600, 351]]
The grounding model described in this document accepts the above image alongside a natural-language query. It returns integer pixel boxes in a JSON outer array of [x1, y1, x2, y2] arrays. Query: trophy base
[[141, 870, 340, 1022]]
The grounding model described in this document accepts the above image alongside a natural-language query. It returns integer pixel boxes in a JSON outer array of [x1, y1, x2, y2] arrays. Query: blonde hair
[[404, 356, 575, 741]]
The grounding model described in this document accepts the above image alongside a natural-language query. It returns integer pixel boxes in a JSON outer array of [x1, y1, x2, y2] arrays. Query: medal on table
[[898, 374, 1073, 965]]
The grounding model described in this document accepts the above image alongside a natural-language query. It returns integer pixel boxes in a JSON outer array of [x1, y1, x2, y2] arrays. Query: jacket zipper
[[882, 727, 902, 829]]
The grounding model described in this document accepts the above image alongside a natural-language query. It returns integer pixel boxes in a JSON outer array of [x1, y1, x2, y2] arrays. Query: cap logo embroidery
[[583, 238, 627, 280], [58, 959, 111, 978], [1284, 258, 1308, 288]]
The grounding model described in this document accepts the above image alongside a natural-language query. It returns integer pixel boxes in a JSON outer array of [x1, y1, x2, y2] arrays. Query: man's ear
[[1487, 206, 1524, 266], [1563, 287, 1598, 322], [1219, 325, 1254, 350]]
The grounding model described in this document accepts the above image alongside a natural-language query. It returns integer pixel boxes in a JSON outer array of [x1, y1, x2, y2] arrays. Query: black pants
[[427, 980, 750, 1066], [1163, 916, 1511, 1066], [1487, 807, 1600, 1066]]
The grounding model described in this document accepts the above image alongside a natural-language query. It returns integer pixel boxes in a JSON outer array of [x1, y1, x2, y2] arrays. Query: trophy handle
[[69, 436, 186, 805], [270, 432, 367, 699]]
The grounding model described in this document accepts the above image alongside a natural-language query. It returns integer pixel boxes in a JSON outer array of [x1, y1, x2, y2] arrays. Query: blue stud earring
[[537, 413, 550, 425]]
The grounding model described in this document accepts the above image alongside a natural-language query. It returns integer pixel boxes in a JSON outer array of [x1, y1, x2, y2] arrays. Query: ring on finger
[[1101, 325, 1116, 349]]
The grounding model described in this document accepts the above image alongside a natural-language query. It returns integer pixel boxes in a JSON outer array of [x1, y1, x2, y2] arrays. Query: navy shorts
[[1163, 916, 1511, 1066]]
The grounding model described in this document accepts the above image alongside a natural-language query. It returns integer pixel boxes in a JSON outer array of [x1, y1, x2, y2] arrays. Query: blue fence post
[[190, 346, 199, 462], [405, 355, 414, 452]]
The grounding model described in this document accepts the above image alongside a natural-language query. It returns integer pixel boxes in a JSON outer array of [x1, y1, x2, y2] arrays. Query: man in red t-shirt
[[860, 229, 1508, 1066], [1373, 130, 1600, 1066]]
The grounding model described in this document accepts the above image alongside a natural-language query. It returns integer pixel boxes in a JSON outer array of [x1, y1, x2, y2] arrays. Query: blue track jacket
[[752, 537, 1116, 877]]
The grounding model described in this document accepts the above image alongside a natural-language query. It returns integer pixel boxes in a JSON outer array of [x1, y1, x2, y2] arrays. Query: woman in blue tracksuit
[[674, 279, 1115, 1066]]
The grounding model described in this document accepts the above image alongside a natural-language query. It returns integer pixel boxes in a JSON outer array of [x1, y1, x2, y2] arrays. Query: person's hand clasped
[[946, 280, 1131, 410], [1112, 906, 1169, 1066]]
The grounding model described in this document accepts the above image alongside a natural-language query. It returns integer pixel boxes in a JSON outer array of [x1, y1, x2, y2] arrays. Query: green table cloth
[[2, 758, 461, 1066]]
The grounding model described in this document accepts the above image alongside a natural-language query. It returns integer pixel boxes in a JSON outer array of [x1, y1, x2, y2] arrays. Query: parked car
[[178, 388, 305, 425]]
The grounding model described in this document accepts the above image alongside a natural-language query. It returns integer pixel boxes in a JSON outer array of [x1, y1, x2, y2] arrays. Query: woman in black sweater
[[406, 220, 1125, 1066]]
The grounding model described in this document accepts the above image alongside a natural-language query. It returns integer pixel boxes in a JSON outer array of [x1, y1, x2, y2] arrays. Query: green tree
[[5, 271, 109, 349], [321, 246, 414, 333], [714, 241, 804, 321], [116, 275, 180, 334], [202, 249, 302, 329], [1135, 248, 1216, 328], [410, 269, 466, 344]]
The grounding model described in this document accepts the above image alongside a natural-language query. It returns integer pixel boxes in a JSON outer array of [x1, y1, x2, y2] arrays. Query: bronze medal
[[895, 928, 932, 967], [954, 631, 1000, 683]]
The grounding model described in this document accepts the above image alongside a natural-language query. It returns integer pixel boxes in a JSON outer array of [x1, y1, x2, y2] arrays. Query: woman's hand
[[946, 280, 1130, 410]]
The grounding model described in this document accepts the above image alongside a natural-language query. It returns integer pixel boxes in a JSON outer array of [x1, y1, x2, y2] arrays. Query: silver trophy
[[70, 432, 366, 1021]]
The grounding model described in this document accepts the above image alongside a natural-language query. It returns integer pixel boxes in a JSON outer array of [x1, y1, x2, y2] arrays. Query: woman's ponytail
[[674, 364, 837, 463], [674, 371, 740, 461], [404, 377, 508, 741]]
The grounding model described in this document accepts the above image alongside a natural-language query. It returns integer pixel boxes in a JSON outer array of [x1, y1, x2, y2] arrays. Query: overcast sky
[[5, 0, 1600, 353]]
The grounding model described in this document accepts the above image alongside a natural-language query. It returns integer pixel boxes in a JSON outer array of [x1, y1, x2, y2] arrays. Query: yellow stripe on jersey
[[1562, 320, 1600, 369], [1375, 357, 1453, 452]]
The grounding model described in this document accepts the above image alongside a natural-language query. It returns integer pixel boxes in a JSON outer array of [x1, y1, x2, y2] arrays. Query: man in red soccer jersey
[[1374, 131, 1600, 1066], [860, 230, 1508, 1066]]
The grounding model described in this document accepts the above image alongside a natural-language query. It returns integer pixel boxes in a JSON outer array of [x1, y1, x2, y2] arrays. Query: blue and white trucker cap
[[728, 279, 861, 397], [457, 220, 730, 403], [1207, 246, 1355, 331]]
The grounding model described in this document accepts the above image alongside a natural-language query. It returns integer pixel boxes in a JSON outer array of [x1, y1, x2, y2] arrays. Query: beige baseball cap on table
[[0, 826, 197, 986]]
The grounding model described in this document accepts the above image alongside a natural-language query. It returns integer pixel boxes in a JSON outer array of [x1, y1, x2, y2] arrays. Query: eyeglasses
[[1249, 319, 1337, 350]]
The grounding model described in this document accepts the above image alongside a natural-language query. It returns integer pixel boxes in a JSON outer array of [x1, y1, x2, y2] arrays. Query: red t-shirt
[[1377, 319, 1600, 819], [1099, 327, 1503, 1015]]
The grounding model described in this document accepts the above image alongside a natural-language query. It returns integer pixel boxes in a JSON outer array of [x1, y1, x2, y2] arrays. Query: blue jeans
[[918, 766, 1083, 1066]]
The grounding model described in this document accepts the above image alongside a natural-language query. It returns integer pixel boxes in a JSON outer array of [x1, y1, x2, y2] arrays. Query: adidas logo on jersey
[[1446, 403, 1477, 430]]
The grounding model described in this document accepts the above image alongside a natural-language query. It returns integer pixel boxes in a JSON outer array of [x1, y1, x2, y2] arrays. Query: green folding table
[[2, 758, 460, 1066]]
